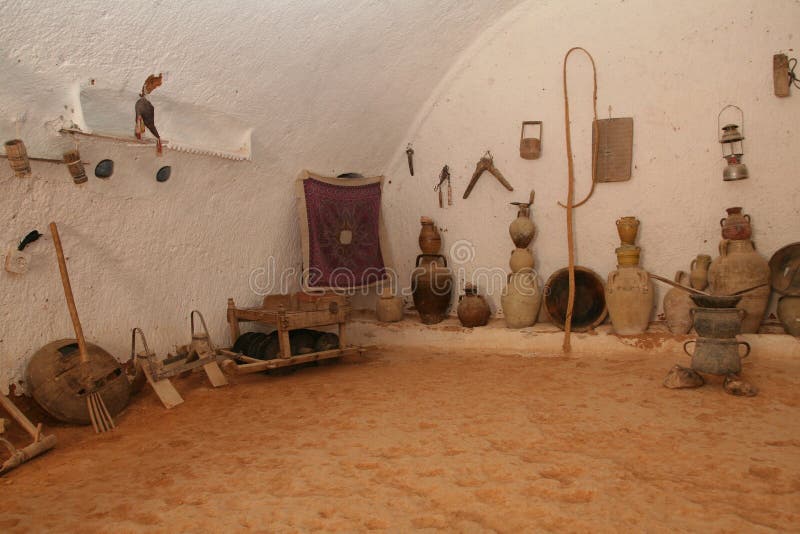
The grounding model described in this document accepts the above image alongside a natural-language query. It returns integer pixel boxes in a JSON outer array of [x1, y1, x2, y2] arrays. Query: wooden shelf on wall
[[60, 128, 251, 161]]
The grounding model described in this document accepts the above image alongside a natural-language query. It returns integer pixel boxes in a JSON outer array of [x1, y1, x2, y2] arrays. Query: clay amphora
[[663, 271, 693, 334], [509, 248, 535, 273], [418, 217, 441, 255], [501, 271, 541, 328], [457, 284, 490, 327], [720, 207, 752, 240], [411, 254, 453, 324], [690, 307, 746, 338], [616, 216, 639, 246], [778, 295, 800, 336], [376, 293, 404, 322], [605, 266, 653, 335], [509, 205, 536, 248], [707, 239, 769, 333], [684, 338, 750, 375], [690, 254, 712, 290]]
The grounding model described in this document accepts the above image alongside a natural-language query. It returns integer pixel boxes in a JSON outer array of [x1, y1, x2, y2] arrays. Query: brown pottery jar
[[457, 284, 490, 327], [720, 207, 752, 240], [418, 217, 441, 255]]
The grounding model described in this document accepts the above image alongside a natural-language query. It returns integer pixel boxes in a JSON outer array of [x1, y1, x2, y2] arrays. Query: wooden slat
[[223, 347, 365, 374]]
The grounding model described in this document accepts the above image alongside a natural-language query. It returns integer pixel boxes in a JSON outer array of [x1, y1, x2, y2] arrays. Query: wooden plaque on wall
[[593, 117, 633, 182]]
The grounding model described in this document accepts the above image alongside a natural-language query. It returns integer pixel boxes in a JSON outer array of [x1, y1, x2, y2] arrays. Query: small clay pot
[[690, 254, 712, 290], [418, 217, 441, 255], [720, 207, 752, 240], [509, 248, 535, 272], [616, 216, 639, 246], [615, 245, 641, 267], [457, 284, 490, 327]]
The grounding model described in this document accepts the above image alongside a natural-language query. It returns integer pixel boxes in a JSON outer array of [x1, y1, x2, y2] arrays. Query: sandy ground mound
[[1, 347, 799, 532]]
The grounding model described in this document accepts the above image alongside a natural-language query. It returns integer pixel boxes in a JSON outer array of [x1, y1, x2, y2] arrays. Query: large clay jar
[[690, 254, 712, 290], [720, 207, 752, 240], [457, 284, 491, 327], [663, 271, 693, 335], [509, 205, 536, 248], [509, 248, 535, 272], [616, 216, 640, 246], [777, 296, 800, 336], [411, 254, 453, 324], [418, 217, 441, 255], [605, 266, 654, 335], [376, 293, 404, 322], [707, 239, 769, 333], [501, 271, 542, 328]]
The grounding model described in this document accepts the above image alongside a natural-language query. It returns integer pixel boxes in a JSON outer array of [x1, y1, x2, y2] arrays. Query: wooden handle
[[49, 222, 89, 364]]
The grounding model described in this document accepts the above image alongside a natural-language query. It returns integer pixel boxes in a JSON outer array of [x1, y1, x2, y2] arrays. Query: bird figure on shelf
[[135, 73, 163, 156]]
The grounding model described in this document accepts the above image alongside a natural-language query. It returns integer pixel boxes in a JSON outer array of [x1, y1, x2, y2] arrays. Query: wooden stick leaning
[[559, 47, 598, 352], [49, 222, 115, 433]]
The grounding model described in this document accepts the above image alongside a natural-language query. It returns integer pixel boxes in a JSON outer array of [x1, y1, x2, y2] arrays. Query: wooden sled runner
[[222, 293, 371, 374]]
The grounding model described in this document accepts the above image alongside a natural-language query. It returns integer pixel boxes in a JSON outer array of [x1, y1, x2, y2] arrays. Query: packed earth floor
[[1, 346, 799, 532]]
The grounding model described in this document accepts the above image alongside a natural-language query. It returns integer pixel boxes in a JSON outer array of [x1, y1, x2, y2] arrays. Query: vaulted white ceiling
[[1, 0, 523, 173]]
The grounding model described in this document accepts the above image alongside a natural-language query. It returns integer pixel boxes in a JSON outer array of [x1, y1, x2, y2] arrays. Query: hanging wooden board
[[593, 117, 633, 182]]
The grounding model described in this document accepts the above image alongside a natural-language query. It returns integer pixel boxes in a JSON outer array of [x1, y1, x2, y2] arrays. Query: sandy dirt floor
[[1, 346, 799, 533]]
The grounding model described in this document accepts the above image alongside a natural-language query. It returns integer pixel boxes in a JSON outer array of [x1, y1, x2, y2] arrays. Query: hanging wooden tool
[[0, 395, 57, 475], [463, 151, 513, 199], [558, 47, 599, 352], [434, 165, 452, 208], [406, 144, 415, 176]]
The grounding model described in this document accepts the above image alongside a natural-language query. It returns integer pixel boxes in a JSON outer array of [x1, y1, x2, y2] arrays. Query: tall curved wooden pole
[[559, 47, 598, 352]]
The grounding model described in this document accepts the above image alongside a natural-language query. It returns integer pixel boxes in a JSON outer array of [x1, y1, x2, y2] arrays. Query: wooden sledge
[[0, 394, 57, 475], [223, 293, 370, 374], [132, 311, 227, 409]]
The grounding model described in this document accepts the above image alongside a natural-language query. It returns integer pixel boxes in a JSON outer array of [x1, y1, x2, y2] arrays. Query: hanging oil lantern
[[718, 105, 749, 181]]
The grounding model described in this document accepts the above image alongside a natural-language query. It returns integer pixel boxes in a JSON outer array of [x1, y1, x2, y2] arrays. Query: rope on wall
[[559, 47, 599, 353]]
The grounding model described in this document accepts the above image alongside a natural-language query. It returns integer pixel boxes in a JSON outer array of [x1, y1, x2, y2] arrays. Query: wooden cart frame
[[223, 294, 366, 374]]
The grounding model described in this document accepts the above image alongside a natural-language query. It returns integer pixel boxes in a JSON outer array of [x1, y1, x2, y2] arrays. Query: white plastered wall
[[0, 0, 522, 393], [376, 0, 800, 321]]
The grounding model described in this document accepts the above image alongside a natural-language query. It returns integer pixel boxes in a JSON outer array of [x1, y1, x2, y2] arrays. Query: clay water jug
[[411, 254, 453, 324], [707, 239, 769, 333], [690, 254, 712, 290], [616, 216, 639, 246], [663, 271, 693, 334], [605, 266, 654, 335], [418, 217, 441, 255], [376, 293, 404, 322], [509, 205, 536, 248], [457, 284, 491, 327], [720, 207, 752, 240], [501, 271, 542, 328], [509, 248, 535, 272], [777, 295, 800, 336]]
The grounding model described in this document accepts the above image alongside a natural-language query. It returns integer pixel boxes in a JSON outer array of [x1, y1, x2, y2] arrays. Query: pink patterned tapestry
[[302, 177, 387, 288]]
